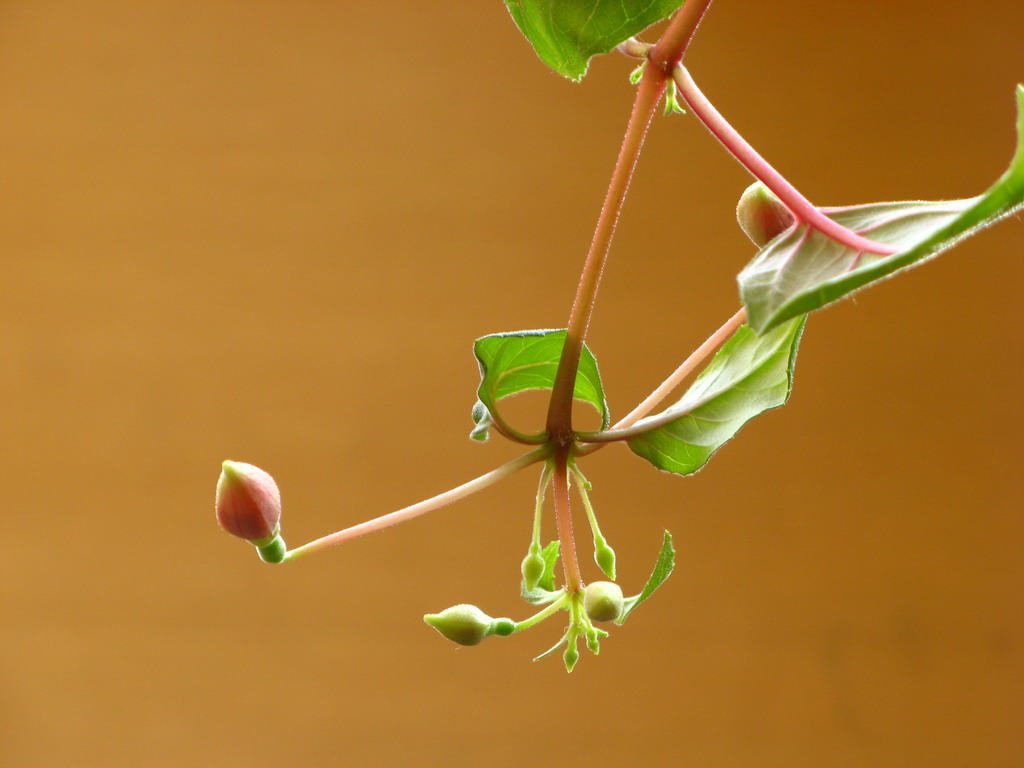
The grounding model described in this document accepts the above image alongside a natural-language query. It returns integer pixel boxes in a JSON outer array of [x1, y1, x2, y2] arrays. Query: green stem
[[513, 591, 570, 633], [545, 1, 716, 442], [283, 447, 549, 562], [570, 464, 615, 580], [531, 463, 553, 552], [486, 405, 549, 445]]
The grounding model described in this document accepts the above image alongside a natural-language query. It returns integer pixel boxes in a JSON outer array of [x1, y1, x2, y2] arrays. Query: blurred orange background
[[1, 2, 1021, 766]]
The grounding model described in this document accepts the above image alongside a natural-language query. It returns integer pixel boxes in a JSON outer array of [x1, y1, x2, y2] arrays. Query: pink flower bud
[[215, 461, 281, 543], [736, 181, 795, 247]]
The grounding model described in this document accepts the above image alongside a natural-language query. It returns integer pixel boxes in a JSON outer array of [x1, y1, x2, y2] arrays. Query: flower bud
[[490, 617, 516, 637], [595, 540, 617, 582], [423, 604, 495, 646], [563, 639, 580, 673], [521, 550, 546, 592], [736, 182, 795, 247], [584, 581, 624, 623], [216, 460, 282, 543]]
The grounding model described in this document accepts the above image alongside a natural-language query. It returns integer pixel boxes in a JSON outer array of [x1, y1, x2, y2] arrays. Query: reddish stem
[[545, 1, 716, 442], [551, 445, 583, 593], [672, 66, 897, 256], [610, 307, 746, 430], [283, 448, 547, 561]]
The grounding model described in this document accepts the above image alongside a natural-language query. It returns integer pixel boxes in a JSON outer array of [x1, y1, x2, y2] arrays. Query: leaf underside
[[472, 329, 609, 442], [627, 317, 805, 476], [740, 85, 1024, 334], [504, 0, 686, 81]]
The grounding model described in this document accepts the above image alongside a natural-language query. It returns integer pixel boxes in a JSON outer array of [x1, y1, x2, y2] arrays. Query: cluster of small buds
[[213, 453, 673, 671]]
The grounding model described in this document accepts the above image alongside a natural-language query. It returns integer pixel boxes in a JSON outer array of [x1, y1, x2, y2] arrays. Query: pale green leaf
[[741, 85, 1024, 334], [626, 318, 805, 476]]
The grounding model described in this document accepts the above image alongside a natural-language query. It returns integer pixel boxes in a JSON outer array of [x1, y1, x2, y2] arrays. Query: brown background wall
[[0, 2, 1021, 766]]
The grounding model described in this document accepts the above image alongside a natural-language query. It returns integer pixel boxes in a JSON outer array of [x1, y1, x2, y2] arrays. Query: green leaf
[[617, 531, 675, 624], [521, 540, 562, 605], [626, 318, 804, 476], [740, 85, 1024, 334], [505, 0, 685, 82], [472, 329, 609, 442]]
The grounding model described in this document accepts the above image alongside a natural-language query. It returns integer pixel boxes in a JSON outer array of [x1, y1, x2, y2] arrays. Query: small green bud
[[256, 534, 287, 564], [584, 581, 624, 623], [491, 618, 516, 636], [521, 550, 546, 592], [563, 639, 580, 672], [736, 182, 795, 246], [595, 541, 617, 581], [423, 604, 494, 647]]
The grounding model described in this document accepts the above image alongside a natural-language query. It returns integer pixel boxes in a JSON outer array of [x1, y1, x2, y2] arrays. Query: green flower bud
[[521, 550, 546, 592], [736, 182, 795, 247], [595, 541, 617, 582], [563, 639, 580, 672], [490, 617, 516, 636], [584, 581, 624, 623], [423, 604, 495, 647]]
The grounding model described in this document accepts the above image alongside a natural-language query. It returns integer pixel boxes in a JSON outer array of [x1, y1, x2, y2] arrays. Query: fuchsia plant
[[215, 1, 1024, 671]]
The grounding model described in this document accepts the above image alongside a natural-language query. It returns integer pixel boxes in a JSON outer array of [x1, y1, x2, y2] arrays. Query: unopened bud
[[423, 604, 495, 647], [595, 541, 617, 581], [521, 550, 546, 592], [216, 461, 282, 544], [490, 617, 516, 636], [563, 640, 580, 672], [584, 581, 624, 623], [736, 182, 795, 246]]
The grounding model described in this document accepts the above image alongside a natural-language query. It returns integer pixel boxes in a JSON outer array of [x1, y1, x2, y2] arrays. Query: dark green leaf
[[740, 85, 1024, 334], [505, 0, 685, 81], [626, 318, 804, 476], [617, 531, 675, 624], [472, 329, 609, 442]]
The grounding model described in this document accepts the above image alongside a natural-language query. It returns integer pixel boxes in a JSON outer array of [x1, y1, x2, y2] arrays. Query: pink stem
[[672, 65, 897, 256], [576, 308, 747, 446], [283, 448, 547, 561], [613, 307, 747, 430]]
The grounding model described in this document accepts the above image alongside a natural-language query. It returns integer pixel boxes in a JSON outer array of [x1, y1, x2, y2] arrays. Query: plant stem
[[648, 0, 716, 75], [530, 463, 553, 551], [671, 65, 898, 256], [283, 447, 548, 562], [551, 444, 583, 593], [570, 464, 615, 579], [574, 307, 746, 447], [513, 591, 570, 633], [615, 307, 746, 429], [545, 1, 716, 442], [544, 71, 666, 442]]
